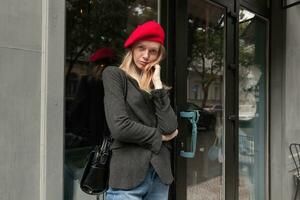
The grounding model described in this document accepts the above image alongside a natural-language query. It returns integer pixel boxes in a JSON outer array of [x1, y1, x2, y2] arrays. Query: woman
[[102, 21, 178, 200]]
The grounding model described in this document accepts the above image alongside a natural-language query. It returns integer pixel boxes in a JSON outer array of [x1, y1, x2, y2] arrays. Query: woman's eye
[[149, 50, 158, 55], [137, 46, 145, 51]]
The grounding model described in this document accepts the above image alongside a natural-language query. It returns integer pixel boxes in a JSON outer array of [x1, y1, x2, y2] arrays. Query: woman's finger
[[171, 129, 178, 138]]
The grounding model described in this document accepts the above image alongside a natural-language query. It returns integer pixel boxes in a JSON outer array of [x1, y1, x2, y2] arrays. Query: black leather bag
[[80, 67, 128, 195], [80, 136, 112, 195]]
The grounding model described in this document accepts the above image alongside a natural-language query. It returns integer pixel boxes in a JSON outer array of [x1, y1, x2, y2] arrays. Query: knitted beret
[[124, 21, 165, 48]]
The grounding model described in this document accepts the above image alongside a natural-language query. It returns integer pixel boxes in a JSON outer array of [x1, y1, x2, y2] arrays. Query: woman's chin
[[136, 65, 146, 71]]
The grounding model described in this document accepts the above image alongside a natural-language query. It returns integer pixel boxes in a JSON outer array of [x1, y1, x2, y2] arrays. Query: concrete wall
[[0, 0, 65, 199], [283, 5, 300, 200], [0, 0, 42, 199]]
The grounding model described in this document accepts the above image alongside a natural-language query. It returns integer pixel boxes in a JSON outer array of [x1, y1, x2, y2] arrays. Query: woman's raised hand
[[152, 64, 163, 89], [162, 129, 178, 141], [152, 64, 161, 81]]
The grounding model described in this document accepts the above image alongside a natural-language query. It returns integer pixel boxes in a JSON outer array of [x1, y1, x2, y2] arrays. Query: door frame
[[161, 0, 269, 199]]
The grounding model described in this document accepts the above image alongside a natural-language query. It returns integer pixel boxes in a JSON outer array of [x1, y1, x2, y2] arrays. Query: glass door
[[238, 8, 268, 200], [174, 1, 226, 199]]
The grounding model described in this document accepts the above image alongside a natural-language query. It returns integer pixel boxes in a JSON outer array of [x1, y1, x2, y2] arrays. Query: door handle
[[179, 110, 200, 158]]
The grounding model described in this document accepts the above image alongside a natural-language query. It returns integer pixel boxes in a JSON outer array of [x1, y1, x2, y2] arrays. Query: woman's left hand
[[152, 64, 163, 89], [162, 129, 178, 141]]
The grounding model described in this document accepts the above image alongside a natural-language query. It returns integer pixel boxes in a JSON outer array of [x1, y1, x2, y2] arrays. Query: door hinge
[[228, 114, 238, 122]]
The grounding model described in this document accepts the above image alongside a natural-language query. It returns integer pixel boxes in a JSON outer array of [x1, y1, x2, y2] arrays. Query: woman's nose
[[142, 50, 150, 60]]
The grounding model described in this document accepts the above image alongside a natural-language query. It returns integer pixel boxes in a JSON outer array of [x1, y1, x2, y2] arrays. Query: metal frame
[[225, 0, 240, 199], [282, 0, 300, 9], [240, 0, 270, 17], [265, 17, 270, 200], [159, 1, 177, 199], [173, 0, 188, 199]]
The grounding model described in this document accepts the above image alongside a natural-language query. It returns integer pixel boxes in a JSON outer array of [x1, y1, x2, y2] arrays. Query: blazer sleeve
[[150, 88, 178, 135], [102, 67, 162, 154]]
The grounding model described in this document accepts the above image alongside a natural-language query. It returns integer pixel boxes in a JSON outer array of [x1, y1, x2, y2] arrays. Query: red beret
[[89, 48, 116, 62], [124, 21, 165, 48]]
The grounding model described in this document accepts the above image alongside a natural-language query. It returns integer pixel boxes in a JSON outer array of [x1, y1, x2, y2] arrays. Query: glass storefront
[[63, 1, 269, 200], [64, 0, 158, 199], [238, 8, 268, 200]]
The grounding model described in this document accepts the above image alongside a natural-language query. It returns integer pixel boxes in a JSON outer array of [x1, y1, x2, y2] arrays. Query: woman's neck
[[129, 65, 143, 83]]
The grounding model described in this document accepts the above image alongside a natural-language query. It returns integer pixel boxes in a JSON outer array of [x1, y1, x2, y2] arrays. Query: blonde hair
[[120, 44, 168, 92]]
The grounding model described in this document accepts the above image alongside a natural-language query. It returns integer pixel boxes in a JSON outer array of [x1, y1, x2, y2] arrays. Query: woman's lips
[[139, 61, 148, 66]]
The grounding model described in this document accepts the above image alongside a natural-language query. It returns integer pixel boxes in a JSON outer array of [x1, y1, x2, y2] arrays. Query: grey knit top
[[102, 66, 178, 189]]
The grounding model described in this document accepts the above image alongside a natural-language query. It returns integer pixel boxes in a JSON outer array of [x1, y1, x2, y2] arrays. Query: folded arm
[[150, 88, 178, 135]]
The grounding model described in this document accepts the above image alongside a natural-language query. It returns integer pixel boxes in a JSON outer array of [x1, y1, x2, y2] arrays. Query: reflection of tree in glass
[[66, 0, 157, 77], [239, 13, 262, 90], [66, 0, 127, 76], [239, 14, 255, 68], [188, 13, 224, 107], [127, 0, 157, 32]]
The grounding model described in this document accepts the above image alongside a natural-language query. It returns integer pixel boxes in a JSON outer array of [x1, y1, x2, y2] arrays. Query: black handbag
[[80, 136, 112, 195], [80, 67, 128, 195]]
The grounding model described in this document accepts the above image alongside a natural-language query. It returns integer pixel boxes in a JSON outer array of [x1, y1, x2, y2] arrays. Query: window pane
[[64, 0, 158, 199], [186, 1, 226, 199], [238, 8, 268, 200]]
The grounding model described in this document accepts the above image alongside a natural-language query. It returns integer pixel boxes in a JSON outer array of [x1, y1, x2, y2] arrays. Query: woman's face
[[132, 41, 161, 72]]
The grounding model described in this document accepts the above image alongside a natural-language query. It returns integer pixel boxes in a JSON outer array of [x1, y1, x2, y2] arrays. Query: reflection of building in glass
[[187, 69, 223, 107]]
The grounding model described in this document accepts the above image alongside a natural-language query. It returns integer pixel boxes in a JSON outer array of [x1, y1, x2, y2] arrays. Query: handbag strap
[[119, 68, 128, 101]]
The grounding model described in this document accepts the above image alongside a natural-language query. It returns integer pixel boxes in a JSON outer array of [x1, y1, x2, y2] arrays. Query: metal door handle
[[179, 110, 200, 158]]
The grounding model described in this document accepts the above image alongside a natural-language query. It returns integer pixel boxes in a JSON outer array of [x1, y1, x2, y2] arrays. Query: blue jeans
[[106, 165, 169, 200]]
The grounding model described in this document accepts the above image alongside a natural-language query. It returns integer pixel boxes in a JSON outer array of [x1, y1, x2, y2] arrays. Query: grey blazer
[[102, 66, 178, 189]]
